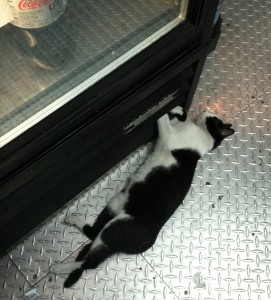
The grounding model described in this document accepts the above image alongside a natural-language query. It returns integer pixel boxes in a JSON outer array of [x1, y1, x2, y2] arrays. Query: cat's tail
[[64, 244, 113, 288], [64, 268, 84, 288]]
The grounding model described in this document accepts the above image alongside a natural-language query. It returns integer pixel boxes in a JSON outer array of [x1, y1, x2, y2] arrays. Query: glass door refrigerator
[[0, 0, 221, 255]]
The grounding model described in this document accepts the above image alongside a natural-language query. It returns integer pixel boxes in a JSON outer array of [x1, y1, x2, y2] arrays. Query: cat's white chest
[[167, 122, 213, 156]]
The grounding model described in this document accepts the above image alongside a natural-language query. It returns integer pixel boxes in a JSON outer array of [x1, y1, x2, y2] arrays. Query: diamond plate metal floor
[[1, 0, 271, 299]]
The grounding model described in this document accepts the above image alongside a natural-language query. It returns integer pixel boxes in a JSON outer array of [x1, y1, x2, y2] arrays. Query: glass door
[[0, 0, 188, 146]]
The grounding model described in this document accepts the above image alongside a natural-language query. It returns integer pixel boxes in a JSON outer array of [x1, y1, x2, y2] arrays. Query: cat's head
[[195, 111, 235, 149]]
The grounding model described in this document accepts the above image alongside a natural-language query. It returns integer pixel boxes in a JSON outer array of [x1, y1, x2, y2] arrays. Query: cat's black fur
[[50, 107, 234, 287]]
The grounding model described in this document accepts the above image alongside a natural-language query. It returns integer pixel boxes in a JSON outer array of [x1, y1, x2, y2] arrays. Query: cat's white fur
[[161, 110, 215, 156], [50, 262, 82, 274], [108, 193, 128, 214], [65, 215, 86, 231], [195, 111, 216, 132]]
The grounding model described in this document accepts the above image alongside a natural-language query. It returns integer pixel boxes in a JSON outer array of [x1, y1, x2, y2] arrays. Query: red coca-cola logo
[[18, 0, 52, 10]]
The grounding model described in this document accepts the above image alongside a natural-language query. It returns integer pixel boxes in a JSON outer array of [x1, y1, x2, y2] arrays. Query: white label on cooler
[[8, 0, 67, 29]]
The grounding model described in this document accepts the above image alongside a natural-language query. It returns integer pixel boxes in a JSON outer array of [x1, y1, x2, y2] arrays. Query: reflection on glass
[[0, 0, 188, 140]]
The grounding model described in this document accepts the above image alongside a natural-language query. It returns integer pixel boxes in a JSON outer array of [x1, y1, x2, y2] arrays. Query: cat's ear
[[206, 116, 235, 144], [219, 124, 235, 138]]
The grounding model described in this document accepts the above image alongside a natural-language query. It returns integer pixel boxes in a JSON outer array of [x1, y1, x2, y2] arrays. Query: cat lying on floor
[[50, 106, 234, 287]]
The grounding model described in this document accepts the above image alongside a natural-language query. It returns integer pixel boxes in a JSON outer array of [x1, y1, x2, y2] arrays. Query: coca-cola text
[[18, 0, 52, 11]]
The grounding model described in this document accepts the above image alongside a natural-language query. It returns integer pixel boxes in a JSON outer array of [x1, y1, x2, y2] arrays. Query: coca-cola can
[[8, 0, 67, 29]]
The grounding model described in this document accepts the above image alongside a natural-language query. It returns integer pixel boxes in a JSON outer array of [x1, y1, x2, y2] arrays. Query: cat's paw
[[50, 263, 66, 275], [169, 106, 187, 122], [50, 262, 82, 275], [65, 215, 79, 226], [170, 106, 184, 116]]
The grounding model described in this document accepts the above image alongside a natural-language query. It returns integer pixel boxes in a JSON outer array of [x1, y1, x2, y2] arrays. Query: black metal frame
[[0, 0, 220, 256]]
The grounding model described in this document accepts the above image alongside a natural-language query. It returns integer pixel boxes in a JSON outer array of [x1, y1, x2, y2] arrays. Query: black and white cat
[[50, 106, 234, 287]]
